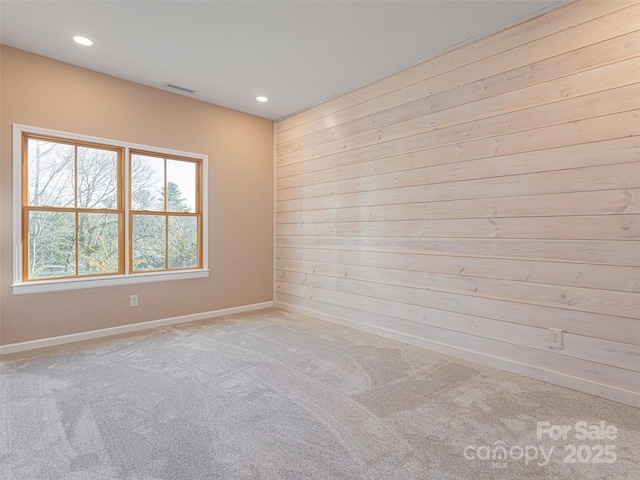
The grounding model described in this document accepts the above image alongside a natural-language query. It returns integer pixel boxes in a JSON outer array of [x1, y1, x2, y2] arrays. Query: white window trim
[[12, 124, 209, 295]]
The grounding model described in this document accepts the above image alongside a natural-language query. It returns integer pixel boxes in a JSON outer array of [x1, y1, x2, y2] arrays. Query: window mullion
[[120, 147, 126, 275], [164, 157, 168, 269], [75, 211, 79, 277], [129, 211, 134, 274], [74, 146, 79, 276], [127, 149, 132, 275], [164, 157, 168, 212]]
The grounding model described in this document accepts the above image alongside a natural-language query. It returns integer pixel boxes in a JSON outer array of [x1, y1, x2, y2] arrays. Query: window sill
[[12, 269, 210, 295]]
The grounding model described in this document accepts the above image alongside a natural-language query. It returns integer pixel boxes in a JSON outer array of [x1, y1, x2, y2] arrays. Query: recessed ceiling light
[[256, 96, 269, 102], [73, 35, 94, 46]]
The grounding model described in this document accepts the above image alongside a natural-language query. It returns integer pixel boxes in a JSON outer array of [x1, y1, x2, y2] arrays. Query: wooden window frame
[[21, 133, 126, 282], [129, 149, 203, 273], [12, 124, 209, 295]]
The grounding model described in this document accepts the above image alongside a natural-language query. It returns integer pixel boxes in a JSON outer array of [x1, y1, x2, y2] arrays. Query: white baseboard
[[275, 301, 640, 408], [0, 301, 274, 355]]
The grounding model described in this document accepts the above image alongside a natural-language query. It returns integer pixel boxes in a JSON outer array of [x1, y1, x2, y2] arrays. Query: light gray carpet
[[1, 308, 638, 479]]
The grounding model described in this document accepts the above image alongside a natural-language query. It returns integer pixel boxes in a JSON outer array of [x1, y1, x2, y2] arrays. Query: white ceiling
[[0, 0, 565, 121]]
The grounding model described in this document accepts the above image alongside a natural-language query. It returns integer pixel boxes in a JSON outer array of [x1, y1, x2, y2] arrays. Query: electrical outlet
[[130, 295, 138, 307], [549, 328, 562, 349]]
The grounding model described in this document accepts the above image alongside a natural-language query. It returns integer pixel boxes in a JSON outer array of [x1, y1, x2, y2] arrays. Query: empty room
[[1, 0, 638, 478]]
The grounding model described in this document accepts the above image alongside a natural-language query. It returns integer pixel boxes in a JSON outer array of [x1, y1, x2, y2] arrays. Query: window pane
[[28, 211, 76, 279], [78, 147, 118, 209], [27, 139, 75, 207], [132, 214, 166, 271], [131, 154, 164, 211], [168, 216, 198, 269], [167, 160, 196, 213], [78, 213, 120, 275]]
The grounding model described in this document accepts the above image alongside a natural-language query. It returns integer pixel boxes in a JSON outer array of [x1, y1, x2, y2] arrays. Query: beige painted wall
[[0, 46, 274, 345], [275, 0, 640, 406]]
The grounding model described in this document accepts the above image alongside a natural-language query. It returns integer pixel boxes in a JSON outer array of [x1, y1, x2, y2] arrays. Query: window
[[130, 151, 201, 272], [13, 125, 208, 294], [23, 135, 124, 280]]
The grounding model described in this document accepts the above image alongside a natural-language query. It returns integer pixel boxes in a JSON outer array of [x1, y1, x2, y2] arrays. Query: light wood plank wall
[[275, 0, 640, 406]]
